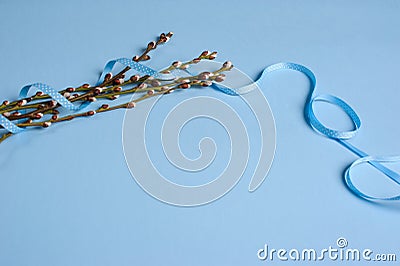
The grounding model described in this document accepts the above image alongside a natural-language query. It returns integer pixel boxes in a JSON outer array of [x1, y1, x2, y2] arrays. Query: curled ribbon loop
[[307, 94, 361, 140], [345, 156, 400, 201], [217, 62, 400, 201]]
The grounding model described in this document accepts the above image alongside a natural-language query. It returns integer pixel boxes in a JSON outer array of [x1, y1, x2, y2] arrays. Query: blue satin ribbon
[[2, 57, 398, 201], [218, 62, 400, 201], [98, 58, 156, 84], [0, 82, 91, 134], [345, 155, 400, 201], [19, 83, 89, 111], [0, 115, 23, 134]]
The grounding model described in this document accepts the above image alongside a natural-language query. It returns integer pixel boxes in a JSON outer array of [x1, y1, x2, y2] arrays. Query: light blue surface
[[1, 0, 400, 265]]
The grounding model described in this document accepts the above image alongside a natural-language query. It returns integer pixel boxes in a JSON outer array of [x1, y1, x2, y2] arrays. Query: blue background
[[1, 0, 400, 265]]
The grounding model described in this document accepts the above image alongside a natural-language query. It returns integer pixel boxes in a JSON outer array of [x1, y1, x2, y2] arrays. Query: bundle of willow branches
[[0, 32, 233, 144]]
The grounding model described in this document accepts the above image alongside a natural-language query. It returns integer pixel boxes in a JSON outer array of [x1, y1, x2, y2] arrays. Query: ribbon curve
[[220, 62, 400, 201]]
